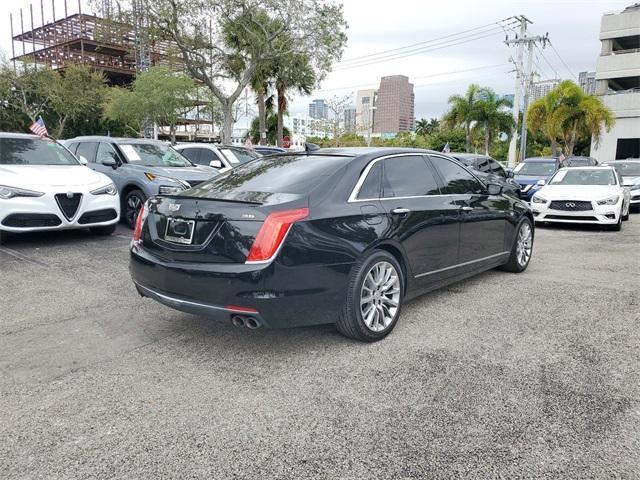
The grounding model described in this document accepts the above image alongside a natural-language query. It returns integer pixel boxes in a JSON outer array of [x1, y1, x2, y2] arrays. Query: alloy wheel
[[127, 195, 142, 227], [516, 223, 532, 267], [360, 261, 401, 332]]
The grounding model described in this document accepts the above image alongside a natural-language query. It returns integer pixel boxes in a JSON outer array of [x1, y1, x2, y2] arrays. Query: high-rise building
[[591, 4, 640, 161], [343, 106, 356, 133], [578, 71, 597, 95], [373, 75, 415, 135], [355, 89, 377, 134], [529, 79, 561, 102], [308, 99, 328, 120]]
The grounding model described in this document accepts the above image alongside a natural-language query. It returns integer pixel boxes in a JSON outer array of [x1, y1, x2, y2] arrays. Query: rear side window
[[357, 161, 382, 199], [431, 157, 484, 195], [382, 155, 440, 198], [76, 142, 98, 163], [189, 154, 351, 197]]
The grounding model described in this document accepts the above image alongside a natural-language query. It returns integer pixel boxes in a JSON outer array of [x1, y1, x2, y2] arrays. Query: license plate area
[[164, 218, 196, 244]]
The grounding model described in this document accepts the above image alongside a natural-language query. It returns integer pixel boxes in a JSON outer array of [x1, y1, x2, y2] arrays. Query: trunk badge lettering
[[168, 203, 181, 212], [241, 213, 255, 219]]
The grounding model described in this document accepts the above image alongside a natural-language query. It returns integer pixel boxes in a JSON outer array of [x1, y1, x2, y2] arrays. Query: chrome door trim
[[414, 251, 510, 278]]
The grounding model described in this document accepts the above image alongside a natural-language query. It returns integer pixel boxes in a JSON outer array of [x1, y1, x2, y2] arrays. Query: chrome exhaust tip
[[231, 315, 245, 327], [245, 317, 260, 329]]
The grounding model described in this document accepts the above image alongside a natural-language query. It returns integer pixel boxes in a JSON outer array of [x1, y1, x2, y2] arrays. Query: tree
[[248, 111, 289, 145], [444, 84, 482, 151], [104, 66, 196, 142], [474, 88, 513, 155], [414, 117, 439, 137], [107, 0, 348, 144], [527, 80, 614, 156], [0, 66, 58, 126]]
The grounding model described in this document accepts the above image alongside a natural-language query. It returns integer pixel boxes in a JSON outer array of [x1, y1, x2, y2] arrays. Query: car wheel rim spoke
[[516, 223, 532, 267], [360, 261, 401, 332]]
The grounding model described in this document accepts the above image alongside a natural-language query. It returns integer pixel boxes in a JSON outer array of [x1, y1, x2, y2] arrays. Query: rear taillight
[[246, 208, 309, 263], [132, 203, 147, 242]]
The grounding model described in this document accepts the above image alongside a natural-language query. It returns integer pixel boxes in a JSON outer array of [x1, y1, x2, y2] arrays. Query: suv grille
[[55, 193, 82, 220], [78, 208, 118, 225], [2, 213, 62, 228], [549, 200, 592, 211]]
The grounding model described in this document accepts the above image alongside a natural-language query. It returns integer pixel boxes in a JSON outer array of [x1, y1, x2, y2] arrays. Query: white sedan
[[531, 166, 630, 231], [0, 133, 120, 244]]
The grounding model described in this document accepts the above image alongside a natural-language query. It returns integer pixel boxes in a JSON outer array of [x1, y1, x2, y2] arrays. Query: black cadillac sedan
[[130, 148, 534, 342]]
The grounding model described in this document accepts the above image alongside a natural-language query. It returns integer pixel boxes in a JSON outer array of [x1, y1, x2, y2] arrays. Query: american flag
[[442, 142, 450, 153], [29, 117, 48, 137]]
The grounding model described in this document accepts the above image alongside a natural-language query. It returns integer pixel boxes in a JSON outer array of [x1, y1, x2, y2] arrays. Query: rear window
[[0, 137, 79, 165], [189, 154, 350, 198]]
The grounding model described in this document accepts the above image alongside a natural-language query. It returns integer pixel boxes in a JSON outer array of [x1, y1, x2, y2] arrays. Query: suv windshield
[[550, 169, 616, 186], [119, 142, 192, 167], [189, 154, 350, 199], [0, 137, 79, 165], [514, 161, 556, 176], [612, 162, 640, 176], [220, 147, 260, 165]]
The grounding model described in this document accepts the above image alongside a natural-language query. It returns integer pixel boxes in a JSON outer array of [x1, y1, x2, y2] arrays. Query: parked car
[[513, 157, 568, 201], [0, 133, 119, 244], [64, 137, 218, 228], [531, 166, 630, 230], [130, 148, 534, 342], [448, 152, 520, 196], [603, 159, 640, 211], [174, 143, 261, 173], [253, 146, 287, 156], [566, 156, 598, 167]]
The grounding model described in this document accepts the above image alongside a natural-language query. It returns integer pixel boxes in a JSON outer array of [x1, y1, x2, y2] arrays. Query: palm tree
[[527, 80, 614, 156], [475, 88, 514, 155], [415, 117, 440, 136], [444, 84, 482, 151]]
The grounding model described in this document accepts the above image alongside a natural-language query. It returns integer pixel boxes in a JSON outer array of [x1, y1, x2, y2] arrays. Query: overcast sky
[[0, 0, 633, 122]]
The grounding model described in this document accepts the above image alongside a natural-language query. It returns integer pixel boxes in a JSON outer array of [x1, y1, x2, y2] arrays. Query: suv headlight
[[0, 185, 45, 199], [597, 195, 619, 205], [531, 194, 547, 204], [90, 183, 117, 196], [630, 183, 640, 191], [144, 172, 189, 194], [158, 185, 187, 195]]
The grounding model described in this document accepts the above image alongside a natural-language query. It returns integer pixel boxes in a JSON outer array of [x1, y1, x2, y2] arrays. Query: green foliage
[[526, 80, 614, 156], [248, 112, 289, 145], [104, 66, 197, 139], [415, 118, 440, 136]]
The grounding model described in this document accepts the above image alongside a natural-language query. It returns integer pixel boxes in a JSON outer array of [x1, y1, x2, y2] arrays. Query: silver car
[[64, 137, 218, 227], [603, 159, 640, 210]]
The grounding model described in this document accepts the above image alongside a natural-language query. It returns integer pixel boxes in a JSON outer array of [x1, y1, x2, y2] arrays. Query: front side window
[[119, 142, 192, 167], [382, 156, 440, 198], [199, 148, 222, 164], [549, 169, 617, 186], [431, 157, 484, 195], [0, 138, 79, 165], [96, 143, 121, 164], [179, 148, 200, 164], [488, 159, 506, 177], [76, 142, 98, 163]]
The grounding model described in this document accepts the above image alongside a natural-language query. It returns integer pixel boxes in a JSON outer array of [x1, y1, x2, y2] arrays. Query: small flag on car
[[558, 153, 566, 162], [442, 142, 450, 153], [29, 116, 48, 137]]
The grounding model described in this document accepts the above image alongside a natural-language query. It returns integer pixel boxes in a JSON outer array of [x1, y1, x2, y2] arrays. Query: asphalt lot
[[1, 218, 639, 479]]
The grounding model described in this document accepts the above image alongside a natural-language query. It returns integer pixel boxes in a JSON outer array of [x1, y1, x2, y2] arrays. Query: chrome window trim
[[414, 251, 510, 278]]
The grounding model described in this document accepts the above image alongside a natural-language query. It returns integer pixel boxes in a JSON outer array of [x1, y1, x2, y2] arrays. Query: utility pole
[[505, 16, 548, 165]]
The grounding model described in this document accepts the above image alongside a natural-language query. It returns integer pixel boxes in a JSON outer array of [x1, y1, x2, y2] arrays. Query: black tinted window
[[76, 142, 98, 163], [0, 138, 79, 165], [199, 148, 221, 164], [488, 159, 506, 177], [188, 154, 350, 198], [431, 157, 484, 195], [180, 148, 200, 163], [382, 155, 440, 198], [357, 161, 382, 199]]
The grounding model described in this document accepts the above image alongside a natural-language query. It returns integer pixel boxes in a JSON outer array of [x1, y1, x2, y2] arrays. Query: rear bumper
[[129, 243, 354, 328]]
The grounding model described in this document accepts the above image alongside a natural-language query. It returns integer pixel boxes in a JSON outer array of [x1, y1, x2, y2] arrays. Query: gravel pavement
[[1, 218, 638, 479]]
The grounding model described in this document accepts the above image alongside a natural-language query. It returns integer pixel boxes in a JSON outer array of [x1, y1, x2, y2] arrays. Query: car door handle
[[391, 207, 411, 215], [460, 206, 474, 212]]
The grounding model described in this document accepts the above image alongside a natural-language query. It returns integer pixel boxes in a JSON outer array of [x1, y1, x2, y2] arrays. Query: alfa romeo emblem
[[66, 192, 74, 199]]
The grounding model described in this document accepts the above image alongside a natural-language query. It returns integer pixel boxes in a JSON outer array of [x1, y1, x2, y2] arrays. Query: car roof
[[64, 136, 167, 145], [449, 152, 490, 160], [0, 132, 45, 140], [523, 157, 558, 162], [317, 147, 443, 157], [606, 159, 640, 163], [557, 166, 613, 171], [174, 143, 219, 149]]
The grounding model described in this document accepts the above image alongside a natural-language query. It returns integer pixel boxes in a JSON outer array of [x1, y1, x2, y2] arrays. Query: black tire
[[336, 250, 405, 342], [622, 207, 629, 221], [500, 217, 534, 273], [0, 230, 6, 245], [611, 215, 622, 231], [90, 224, 117, 236], [123, 189, 146, 229]]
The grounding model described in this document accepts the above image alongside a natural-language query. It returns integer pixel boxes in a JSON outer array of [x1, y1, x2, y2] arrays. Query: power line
[[334, 29, 510, 71], [535, 44, 560, 79], [548, 40, 578, 80], [338, 17, 519, 66]]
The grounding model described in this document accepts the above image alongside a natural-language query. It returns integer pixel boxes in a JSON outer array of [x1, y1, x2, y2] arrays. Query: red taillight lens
[[132, 203, 146, 242], [246, 208, 309, 263]]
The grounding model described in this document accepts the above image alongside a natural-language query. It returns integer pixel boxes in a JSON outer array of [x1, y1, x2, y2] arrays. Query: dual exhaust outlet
[[231, 314, 261, 329]]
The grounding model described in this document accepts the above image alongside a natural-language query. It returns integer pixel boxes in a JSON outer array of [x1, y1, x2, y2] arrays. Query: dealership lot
[[1, 220, 638, 478]]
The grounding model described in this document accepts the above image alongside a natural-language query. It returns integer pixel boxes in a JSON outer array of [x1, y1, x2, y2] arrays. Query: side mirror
[[101, 158, 117, 168], [78, 155, 88, 165], [487, 183, 503, 195], [536, 179, 546, 186], [209, 159, 223, 169]]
